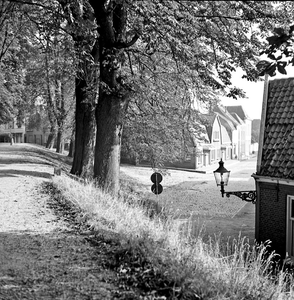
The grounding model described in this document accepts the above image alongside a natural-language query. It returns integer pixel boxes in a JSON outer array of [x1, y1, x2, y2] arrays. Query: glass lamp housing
[[213, 159, 230, 186]]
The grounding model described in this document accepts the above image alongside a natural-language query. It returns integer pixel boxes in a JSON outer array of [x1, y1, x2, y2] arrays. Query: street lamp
[[213, 159, 256, 203]]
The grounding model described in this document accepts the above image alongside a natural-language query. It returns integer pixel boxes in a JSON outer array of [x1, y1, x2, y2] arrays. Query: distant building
[[0, 119, 25, 143], [189, 105, 252, 169], [0, 115, 49, 146]]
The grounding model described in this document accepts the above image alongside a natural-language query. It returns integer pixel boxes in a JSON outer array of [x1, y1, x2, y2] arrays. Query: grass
[[50, 174, 294, 299]]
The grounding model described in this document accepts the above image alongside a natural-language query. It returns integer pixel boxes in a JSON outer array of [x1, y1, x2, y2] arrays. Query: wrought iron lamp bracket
[[225, 191, 256, 204]]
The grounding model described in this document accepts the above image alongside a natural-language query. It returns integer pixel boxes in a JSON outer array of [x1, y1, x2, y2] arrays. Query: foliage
[[257, 2, 294, 76], [121, 0, 284, 166], [0, 1, 38, 124], [0, 73, 14, 124]]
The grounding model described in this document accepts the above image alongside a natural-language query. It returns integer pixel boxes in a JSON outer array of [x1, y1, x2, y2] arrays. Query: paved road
[[173, 158, 257, 245]]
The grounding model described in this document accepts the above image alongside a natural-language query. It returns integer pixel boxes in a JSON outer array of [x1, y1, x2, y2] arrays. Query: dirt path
[[0, 144, 124, 300]]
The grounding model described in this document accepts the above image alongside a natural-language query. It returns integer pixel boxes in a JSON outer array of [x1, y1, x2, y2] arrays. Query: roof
[[214, 106, 240, 129], [258, 77, 294, 179], [229, 112, 244, 124], [201, 113, 217, 142], [225, 105, 249, 121]]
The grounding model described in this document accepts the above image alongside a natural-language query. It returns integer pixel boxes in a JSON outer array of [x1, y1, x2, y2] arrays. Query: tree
[[57, 0, 98, 176], [88, 0, 283, 196], [253, 2, 294, 76], [18, 2, 76, 152], [0, 1, 30, 125], [5, 0, 292, 198], [0, 75, 14, 124]]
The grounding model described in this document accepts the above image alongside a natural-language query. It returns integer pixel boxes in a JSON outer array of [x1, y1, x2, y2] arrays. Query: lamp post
[[213, 159, 257, 204]]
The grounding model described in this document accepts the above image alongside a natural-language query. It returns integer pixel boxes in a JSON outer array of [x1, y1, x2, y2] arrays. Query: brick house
[[253, 76, 294, 258]]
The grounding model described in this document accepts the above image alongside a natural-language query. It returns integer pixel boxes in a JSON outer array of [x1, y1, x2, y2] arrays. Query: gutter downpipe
[[255, 73, 269, 242], [257, 73, 269, 173]]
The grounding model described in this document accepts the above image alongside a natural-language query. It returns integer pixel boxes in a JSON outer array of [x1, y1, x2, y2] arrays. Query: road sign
[[151, 172, 162, 184], [151, 172, 163, 195], [151, 183, 163, 195]]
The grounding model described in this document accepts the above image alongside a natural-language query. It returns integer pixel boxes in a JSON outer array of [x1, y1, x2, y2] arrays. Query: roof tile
[[259, 77, 294, 179]]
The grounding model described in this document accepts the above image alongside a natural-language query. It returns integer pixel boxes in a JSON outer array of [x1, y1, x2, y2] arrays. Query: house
[[253, 76, 294, 258], [200, 112, 232, 165], [121, 104, 252, 170], [194, 105, 252, 169], [0, 119, 25, 143], [251, 119, 261, 153], [226, 105, 252, 158], [0, 110, 50, 146]]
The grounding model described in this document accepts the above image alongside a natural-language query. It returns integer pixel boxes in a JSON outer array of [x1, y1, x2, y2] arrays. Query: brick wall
[[257, 182, 292, 257]]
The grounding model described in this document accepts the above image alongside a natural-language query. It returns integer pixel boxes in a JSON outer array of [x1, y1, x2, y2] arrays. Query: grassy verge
[[48, 175, 294, 299]]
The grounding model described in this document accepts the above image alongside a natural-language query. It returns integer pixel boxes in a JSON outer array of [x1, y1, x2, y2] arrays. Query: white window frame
[[286, 195, 294, 258]]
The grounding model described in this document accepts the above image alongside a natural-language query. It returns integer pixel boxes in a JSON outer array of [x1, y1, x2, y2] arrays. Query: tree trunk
[[94, 93, 128, 196], [56, 129, 63, 153], [68, 137, 74, 158], [70, 77, 96, 177], [90, 0, 137, 196], [46, 127, 55, 149]]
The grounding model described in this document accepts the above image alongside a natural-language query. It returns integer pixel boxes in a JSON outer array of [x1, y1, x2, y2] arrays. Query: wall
[[256, 181, 290, 257]]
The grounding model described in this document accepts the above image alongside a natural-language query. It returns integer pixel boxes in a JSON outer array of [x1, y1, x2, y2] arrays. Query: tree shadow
[[0, 230, 119, 299], [0, 144, 72, 172], [0, 169, 52, 179]]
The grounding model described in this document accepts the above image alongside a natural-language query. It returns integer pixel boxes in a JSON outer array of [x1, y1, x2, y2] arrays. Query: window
[[213, 131, 220, 141], [286, 196, 294, 257], [211, 149, 215, 161]]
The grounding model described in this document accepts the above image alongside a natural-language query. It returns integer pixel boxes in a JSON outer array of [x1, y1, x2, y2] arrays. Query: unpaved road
[[0, 144, 125, 300]]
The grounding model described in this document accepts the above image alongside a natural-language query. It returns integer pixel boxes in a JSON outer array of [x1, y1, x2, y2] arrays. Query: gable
[[258, 77, 294, 179], [201, 113, 217, 143]]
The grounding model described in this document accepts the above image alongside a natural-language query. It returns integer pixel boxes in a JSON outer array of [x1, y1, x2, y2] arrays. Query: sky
[[221, 66, 294, 120]]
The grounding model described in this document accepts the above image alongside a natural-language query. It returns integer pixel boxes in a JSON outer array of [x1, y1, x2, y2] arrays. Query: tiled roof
[[259, 77, 294, 179], [220, 124, 231, 144], [201, 113, 217, 142], [229, 112, 244, 124], [226, 105, 249, 121], [214, 106, 239, 128]]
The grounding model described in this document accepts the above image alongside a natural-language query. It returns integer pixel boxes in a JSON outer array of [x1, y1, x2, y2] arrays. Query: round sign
[[151, 172, 163, 184], [151, 183, 163, 195]]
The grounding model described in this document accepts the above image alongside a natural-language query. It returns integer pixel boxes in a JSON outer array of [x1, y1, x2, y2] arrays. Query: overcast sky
[[221, 66, 294, 120]]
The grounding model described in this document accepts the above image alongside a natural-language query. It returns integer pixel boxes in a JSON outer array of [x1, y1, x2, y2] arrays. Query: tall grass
[[52, 175, 294, 299]]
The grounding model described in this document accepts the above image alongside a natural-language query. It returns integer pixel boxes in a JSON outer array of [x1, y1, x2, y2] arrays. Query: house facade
[[253, 76, 294, 258], [25, 128, 49, 146], [0, 114, 49, 146], [0, 120, 25, 143], [226, 105, 252, 159], [191, 105, 252, 169]]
